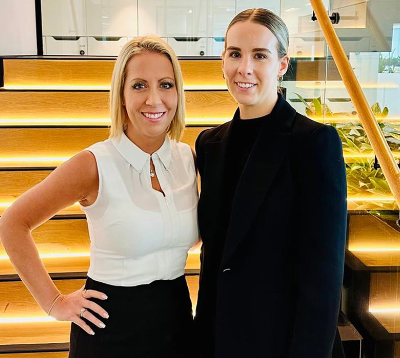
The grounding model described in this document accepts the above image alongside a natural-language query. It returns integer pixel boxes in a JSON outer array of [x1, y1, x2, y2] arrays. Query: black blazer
[[194, 96, 347, 358]]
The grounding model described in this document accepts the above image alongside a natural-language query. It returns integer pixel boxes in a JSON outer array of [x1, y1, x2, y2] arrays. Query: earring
[[278, 75, 283, 86], [123, 123, 128, 131]]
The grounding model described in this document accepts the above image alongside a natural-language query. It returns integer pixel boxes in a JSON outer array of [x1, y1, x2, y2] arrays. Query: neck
[[124, 127, 166, 154], [239, 93, 278, 119]]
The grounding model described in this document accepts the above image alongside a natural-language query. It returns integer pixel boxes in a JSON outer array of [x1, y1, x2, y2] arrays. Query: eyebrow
[[128, 77, 175, 83], [226, 46, 272, 54]]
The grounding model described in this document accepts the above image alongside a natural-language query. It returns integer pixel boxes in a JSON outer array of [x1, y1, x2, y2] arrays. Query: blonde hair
[[109, 35, 185, 141]]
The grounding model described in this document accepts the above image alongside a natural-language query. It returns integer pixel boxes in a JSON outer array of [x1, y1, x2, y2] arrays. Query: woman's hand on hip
[[49, 286, 109, 335]]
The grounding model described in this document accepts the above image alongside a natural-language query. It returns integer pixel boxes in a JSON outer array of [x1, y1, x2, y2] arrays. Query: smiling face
[[123, 51, 178, 151], [222, 21, 289, 119]]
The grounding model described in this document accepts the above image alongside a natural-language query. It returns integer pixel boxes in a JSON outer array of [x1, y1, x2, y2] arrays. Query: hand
[[49, 286, 109, 335]]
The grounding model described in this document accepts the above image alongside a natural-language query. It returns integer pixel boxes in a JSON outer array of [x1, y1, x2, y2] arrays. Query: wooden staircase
[[346, 212, 400, 357], [1, 56, 399, 357]]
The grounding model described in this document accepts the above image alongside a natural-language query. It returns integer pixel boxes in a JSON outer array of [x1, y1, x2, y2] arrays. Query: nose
[[145, 88, 162, 107], [238, 55, 253, 76]]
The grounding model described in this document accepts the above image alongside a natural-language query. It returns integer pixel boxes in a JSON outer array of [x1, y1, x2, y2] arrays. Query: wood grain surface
[[3, 59, 224, 88]]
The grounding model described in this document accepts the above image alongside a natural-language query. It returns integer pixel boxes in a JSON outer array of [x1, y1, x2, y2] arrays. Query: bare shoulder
[[0, 150, 99, 231]]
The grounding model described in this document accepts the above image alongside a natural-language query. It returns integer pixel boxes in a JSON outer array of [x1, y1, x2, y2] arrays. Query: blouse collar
[[111, 132, 171, 173]]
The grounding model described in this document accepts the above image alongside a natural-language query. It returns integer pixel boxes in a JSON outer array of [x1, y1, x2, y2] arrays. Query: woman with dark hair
[[195, 8, 347, 358]]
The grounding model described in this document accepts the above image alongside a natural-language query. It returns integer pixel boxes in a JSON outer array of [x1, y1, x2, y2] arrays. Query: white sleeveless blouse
[[82, 133, 199, 286]]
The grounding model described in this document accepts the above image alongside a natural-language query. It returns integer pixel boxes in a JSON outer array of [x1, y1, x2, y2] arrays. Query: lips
[[235, 82, 256, 89], [142, 112, 166, 123]]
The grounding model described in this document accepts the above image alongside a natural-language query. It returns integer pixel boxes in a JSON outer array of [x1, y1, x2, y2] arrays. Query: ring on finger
[[80, 307, 87, 318], [82, 289, 87, 298]]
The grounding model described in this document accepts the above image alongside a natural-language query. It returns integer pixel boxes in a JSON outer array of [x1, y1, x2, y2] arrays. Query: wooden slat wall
[[3, 59, 225, 88], [0, 353, 68, 358], [0, 219, 200, 275], [0, 127, 208, 168], [0, 91, 236, 120], [0, 171, 50, 197], [370, 272, 400, 333], [0, 276, 199, 346]]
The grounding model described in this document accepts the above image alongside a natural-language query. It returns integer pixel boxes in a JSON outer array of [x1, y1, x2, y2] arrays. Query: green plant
[[378, 51, 400, 73], [294, 93, 333, 118], [295, 94, 399, 209]]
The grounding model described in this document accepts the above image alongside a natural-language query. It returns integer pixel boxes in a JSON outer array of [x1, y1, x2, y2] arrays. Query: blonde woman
[[0, 36, 198, 358]]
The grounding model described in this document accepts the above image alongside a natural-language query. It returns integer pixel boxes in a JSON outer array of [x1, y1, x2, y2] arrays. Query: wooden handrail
[[310, 0, 400, 208]]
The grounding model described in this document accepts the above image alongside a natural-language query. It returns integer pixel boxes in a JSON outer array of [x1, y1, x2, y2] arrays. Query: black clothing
[[69, 276, 194, 358], [195, 94, 347, 358]]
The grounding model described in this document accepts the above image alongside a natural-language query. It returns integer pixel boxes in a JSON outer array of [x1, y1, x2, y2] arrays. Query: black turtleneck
[[216, 109, 276, 258]]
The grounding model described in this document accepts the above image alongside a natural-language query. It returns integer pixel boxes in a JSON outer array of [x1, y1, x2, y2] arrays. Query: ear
[[278, 55, 290, 77], [221, 50, 226, 78]]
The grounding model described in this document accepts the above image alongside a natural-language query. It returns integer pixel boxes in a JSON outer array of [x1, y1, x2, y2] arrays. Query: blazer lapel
[[199, 123, 232, 244], [221, 96, 296, 266]]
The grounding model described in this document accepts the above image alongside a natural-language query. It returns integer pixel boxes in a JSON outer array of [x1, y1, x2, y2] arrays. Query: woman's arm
[[0, 150, 108, 335], [289, 125, 347, 357]]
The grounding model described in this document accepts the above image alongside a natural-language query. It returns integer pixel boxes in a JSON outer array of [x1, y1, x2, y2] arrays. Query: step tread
[[0, 219, 200, 275], [369, 272, 400, 333], [0, 127, 208, 168], [0, 91, 236, 121], [3, 59, 225, 88], [0, 352, 68, 357], [348, 214, 400, 267]]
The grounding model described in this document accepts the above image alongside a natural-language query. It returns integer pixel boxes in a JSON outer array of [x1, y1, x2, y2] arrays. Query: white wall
[[0, 0, 37, 55]]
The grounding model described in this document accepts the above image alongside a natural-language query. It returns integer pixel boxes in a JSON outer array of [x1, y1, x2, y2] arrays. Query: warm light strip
[[296, 82, 399, 89], [350, 247, 400, 252], [343, 153, 400, 158], [311, 117, 400, 123], [0, 202, 80, 212], [369, 307, 400, 313], [0, 317, 56, 324], [188, 249, 201, 254], [0, 118, 110, 125], [0, 251, 198, 260], [4, 117, 400, 126], [347, 197, 395, 202], [0, 117, 231, 126], [4, 85, 110, 91], [0, 157, 71, 163], [3, 84, 228, 91], [0, 252, 89, 260], [2, 153, 395, 165]]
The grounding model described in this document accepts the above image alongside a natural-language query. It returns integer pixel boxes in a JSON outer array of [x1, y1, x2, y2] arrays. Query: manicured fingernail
[[90, 330, 95, 335], [103, 312, 109, 319], [99, 322, 106, 328], [102, 294, 108, 300]]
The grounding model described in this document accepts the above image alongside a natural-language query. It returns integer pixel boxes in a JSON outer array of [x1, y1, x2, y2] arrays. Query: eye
[[254, 53, 267, 59], [132, 82, 146, 90], [160, 81, 174, 89], [228, 51, 241, 58]]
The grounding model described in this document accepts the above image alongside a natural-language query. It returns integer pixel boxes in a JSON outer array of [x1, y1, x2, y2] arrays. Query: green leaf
[[312, 97, 322, 116]]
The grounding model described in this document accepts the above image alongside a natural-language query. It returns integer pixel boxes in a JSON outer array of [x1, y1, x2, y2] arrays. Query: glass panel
[[324, 1, 400, 356]]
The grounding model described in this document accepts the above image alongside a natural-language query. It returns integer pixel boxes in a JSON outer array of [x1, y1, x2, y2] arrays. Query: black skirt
[[69, 275, 196, 358]]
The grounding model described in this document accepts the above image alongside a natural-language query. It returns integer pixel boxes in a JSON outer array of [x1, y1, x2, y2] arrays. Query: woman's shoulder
[[196, 121, 231, 145], [292, 113, 339, 141], [171, 140, 193, 158]]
